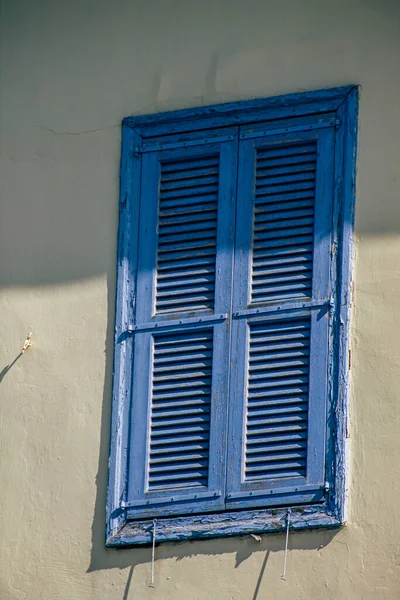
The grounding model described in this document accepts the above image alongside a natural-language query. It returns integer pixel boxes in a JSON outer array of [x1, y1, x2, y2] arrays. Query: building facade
[[1, 0, 400, 598]]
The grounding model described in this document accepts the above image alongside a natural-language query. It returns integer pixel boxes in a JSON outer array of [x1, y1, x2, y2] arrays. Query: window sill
[[106, 504, 342, 546]]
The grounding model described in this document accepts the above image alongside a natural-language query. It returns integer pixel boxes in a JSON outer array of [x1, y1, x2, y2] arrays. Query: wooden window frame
[[106, 86, 358, 546]]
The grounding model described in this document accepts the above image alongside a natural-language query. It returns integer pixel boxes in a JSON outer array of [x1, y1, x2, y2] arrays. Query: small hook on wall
[[21, 332, 32, 354]]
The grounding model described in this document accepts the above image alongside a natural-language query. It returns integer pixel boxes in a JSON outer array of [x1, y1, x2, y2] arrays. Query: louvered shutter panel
[[126, 135, 237, 519], [226, 127, 335, 509]]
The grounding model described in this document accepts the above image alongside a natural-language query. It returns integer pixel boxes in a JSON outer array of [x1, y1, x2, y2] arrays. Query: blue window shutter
[[226, 127, 335, 509], [126, 137, 237, 519]]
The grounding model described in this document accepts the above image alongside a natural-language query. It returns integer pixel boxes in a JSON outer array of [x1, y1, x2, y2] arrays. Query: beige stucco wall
[[1, 0, 400, 598]]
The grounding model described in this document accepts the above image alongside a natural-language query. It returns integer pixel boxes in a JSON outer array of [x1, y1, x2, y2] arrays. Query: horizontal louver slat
[[245, 318, 310, 481], [149, 330, 213, 490], [251, 142, 317, 304], [156, 155, 219, 314]]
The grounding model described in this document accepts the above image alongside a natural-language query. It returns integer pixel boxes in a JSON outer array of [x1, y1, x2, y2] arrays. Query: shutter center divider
[[127, 313, 228, 333], [234, 299, 332, 319]]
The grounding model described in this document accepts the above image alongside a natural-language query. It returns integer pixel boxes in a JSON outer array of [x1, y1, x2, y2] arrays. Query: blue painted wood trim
[[107, 504, 341, 546], [328, 86, 359, 522], [106, 125, 143, 539], [123, 86, 355, 137]]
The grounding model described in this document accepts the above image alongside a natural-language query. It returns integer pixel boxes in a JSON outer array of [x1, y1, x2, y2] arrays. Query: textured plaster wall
[[1, 0, 400, 598]]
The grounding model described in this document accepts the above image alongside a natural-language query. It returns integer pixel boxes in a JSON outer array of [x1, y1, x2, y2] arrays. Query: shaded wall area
[[1, 0, 400, 598]]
